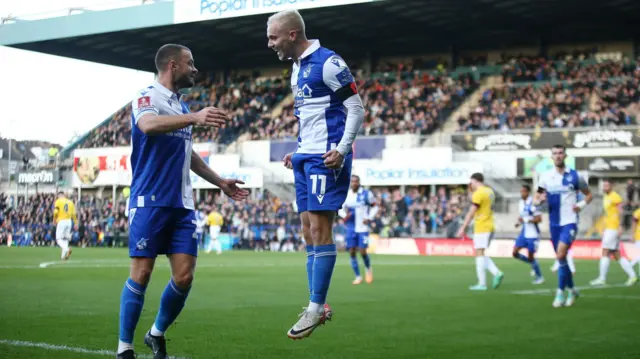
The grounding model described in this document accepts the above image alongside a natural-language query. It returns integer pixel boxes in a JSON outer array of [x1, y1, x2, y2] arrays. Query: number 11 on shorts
[[310, 174, 326, 195]]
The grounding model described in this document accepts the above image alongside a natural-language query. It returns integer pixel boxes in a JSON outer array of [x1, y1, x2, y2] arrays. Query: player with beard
[[116, 44, 250, 359], [535, 145, 592, 308]]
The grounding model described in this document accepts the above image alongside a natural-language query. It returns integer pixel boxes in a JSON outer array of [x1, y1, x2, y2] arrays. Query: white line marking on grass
[[511, 283, 628, 295], [578, 294, 640, 300], [39, 261, 59, 268], [0, 339, 189, 359]]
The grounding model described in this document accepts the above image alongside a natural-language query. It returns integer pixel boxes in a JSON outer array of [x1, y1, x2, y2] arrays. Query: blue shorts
[[346, 231, 369, 249], [128, 207, 198, 258], [292, 152, 352, 213], [515, 234, 539, 254], [550, 224, 577, 251]]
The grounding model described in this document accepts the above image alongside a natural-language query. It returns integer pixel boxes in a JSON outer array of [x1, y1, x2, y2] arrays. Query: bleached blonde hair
[[267, 9, 306, 38]]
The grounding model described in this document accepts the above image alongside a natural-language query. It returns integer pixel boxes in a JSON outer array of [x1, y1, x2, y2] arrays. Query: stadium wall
[[369, 236, 640, 260]]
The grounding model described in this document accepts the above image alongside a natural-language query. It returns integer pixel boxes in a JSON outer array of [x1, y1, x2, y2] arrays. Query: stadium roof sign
[[175, 0, 379, 24]]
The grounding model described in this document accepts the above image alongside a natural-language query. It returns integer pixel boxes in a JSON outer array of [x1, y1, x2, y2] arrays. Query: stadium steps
[[222, 93, 293, 155], [270, 93, 293, 119], [442, 75, 503, 133], [485, 178, 522, 199], [242, 157, 296, 201], [423, 75, 503, 148]]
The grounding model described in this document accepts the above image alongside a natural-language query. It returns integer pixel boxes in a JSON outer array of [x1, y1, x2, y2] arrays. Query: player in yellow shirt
[[53, 191, 77, 260], [205, 208, 223, 255], [630, 208, 640, 275], [457, 173, 504, 291], [590, 180, 637, 286]]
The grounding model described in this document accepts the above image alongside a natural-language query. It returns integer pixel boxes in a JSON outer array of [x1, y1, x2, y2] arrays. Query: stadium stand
[[74, 67, 479, 148], [79, 73, 290, 149], [0, 185, 470, 248], [457, 59, 640, 131]]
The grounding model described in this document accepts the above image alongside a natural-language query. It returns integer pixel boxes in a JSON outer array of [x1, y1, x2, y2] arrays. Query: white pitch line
[[0, 339, 189, 358], [511, 283, 628, 295], [39, 261, 59, 268], [578, 294, 640, 300]]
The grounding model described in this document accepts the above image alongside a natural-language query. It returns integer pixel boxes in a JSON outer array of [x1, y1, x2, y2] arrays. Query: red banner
[[371, 237, 639, 260]]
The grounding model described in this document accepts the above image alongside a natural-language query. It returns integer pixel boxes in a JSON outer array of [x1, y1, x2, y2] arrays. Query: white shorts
[[473, 232, 493, 250], [56, 219, 72, 240], [210, 226, 221, 240], [601, 229, 619, 250]]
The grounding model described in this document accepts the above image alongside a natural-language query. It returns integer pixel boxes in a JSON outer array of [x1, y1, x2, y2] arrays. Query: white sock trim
[[308, 301, 322, 314], [150, 324, 164, 337], [117, 341, 134, 354]]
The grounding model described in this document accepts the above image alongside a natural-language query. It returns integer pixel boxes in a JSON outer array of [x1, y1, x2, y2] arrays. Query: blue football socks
[[311, 244, 337, 304], [515, 253, 530, 264], [558, 258, 569, 290], [152, 279, 191, 336], [531, 259, 542, 278], [362, 253, 371, 270], [350, 255, 361, 277], [119, 278, 146, 344]]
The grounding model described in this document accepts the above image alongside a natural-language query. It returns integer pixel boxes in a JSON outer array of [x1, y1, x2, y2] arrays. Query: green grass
[[0, 248, 639, 359]]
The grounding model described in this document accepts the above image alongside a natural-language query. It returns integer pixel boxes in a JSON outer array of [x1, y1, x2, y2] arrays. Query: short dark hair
[[522, 184, 531, 192], [351, 175, 360, 181], [57, 191, 65, 196], [552, 144, 566, 153], [155, 44, 190, 72], [470, 173, 484, 183]]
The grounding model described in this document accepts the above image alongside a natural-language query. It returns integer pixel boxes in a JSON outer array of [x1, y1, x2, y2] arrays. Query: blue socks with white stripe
[[310, 244, 337, 307], [151, 279, 191, 336], [515, 253, 542, 278], [118, 277, 191, 354], [118, 278, 146, 351]]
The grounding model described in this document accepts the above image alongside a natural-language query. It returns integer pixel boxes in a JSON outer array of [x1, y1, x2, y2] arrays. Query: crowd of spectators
[[0, 185, 470, 248], [245, 69, 479, 140], [79, 72, 289, 149], [334, 186, 469, 240], [77, 65, 479, 149], [458, 59, 640, 131]]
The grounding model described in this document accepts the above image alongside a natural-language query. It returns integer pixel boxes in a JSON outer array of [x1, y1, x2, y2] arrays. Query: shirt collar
[[298, 40, 320, 61], [153, 81, 182, 100]]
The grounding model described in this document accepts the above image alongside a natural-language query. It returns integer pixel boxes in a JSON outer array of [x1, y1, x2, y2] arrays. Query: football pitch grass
[[1, 248, 638, 359]]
